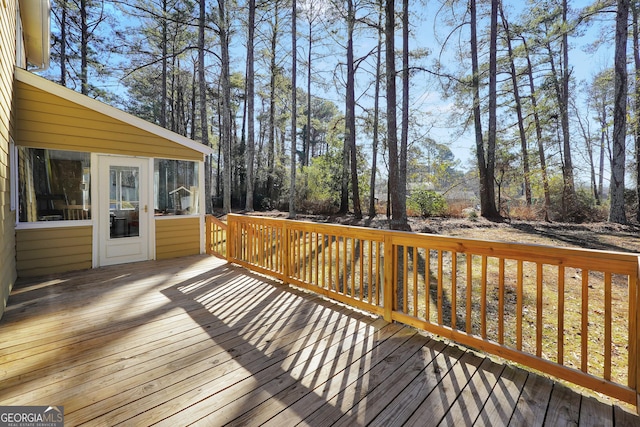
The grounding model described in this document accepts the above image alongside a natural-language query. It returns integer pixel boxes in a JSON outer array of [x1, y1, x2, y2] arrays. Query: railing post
[[205, 215, 212, 255], [226, 215, 235, 263], [383, 234, 393, 322]]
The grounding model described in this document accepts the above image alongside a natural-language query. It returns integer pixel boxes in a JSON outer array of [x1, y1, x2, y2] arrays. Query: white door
[[98, 156, 150, 266]]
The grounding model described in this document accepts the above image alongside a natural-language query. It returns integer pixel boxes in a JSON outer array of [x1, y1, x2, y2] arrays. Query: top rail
[[210, 213, 640, 410]]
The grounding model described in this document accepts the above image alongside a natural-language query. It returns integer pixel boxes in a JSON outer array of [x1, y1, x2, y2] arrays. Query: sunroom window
[[154, 159, 199, 215], [18, 147, 91, 222]]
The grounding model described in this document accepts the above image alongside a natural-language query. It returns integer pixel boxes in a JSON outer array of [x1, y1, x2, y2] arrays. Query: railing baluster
[[303, 230, 308, 283], [403, 246, 409, 314], [376, 241, 381, 307], [466, 253, 472, 334], [582, 269, 589, 373], [605, 271, 612, 381], [537, 263, 543, 358], [343, 237, 348, 294], [517, 259, 523, 351], [498, 258, 505, 345], [321, 233, 326, 289], [368, 240, 373, 304], [451, 252, 457, 330], [294, 230, 299, 278], [393, 244, 398, 311], [413, 246, 418, 317], [630, 262, 639, 400], [315, 232, 320, 287], [426, 248, 431, 322], [335, 236, 340, 293], [359, 240, 364, 301], [328, 234, 333, 291], [259, 225, 265, 268], [558, 266, 565, 366], [351, 238, 356, 298], [481, 255, 487, 338], [438, 250, 444, 325]]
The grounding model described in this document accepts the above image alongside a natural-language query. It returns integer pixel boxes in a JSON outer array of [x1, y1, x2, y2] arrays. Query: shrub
[[408, 189, 448, 217]]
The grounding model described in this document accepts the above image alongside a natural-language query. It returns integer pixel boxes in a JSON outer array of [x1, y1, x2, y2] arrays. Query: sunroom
[[12, 68, 213, 277]]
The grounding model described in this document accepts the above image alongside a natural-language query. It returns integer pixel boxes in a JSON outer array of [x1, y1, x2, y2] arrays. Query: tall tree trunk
[[574, 99, 599, 204], [501, 5, 531, 205], [59, 0, 67, 86], [170, 54, 176, 132], [160, 0, 168, 129], [522, 37, 551, 220], [545, 0, 575, 218], [289, 0, 297, 218], [599, 102, 606, 199], [486, 0, 499, 218], [386, 0, 407, 230], [346, 0, 362, 218], [598, 97, 610, 204], [217, 0, 232, 213], [399, 0, 408, 220], [561, 0, 576, 211], [609, 0, 629, 224], [267, 8, 279, 203], [633, 3, 640, 221], [306, 21, 312, 168], [245, 0, 256, 211], [471, 0, 498, 219], [190, 61, 197, 139], [369, 4, 383, 218], [80, 0, 88, 95], [198, 0, 212, 213]]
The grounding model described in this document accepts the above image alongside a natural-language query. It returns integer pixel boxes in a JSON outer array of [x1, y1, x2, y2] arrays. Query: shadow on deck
[[0, 255, 637, 426]]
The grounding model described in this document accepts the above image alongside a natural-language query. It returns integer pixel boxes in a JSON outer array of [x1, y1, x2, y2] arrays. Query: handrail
[[211, 213, 640, 410]]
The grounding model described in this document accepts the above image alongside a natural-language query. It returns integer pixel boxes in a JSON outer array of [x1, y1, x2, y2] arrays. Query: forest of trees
[[42, 0, 640, 227]]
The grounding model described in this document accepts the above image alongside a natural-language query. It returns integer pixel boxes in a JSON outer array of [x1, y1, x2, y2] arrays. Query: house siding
[[0, 1, 17, 319], [16, 226, 92, 277], [156, 217, 201, 260], [14, 79, 203, 161]]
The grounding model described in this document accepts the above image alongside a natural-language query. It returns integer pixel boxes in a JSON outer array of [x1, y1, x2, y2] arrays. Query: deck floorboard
[[0, 255, 637, 426]]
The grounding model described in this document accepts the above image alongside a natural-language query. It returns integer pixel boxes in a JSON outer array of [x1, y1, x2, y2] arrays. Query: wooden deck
[[0, 255, 638, 426]]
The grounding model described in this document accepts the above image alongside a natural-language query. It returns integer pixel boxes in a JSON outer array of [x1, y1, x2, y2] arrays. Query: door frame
[[93, 154, 155, 267]]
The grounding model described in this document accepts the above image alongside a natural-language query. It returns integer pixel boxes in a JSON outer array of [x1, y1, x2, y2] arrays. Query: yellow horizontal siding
[[16, 226, 93, 277], [14, 82, 203, 161], [156, 217, 201, 260], [1, 0, 17, 318]]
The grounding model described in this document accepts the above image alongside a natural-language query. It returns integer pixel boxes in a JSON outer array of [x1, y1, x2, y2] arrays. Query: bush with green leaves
[[408, 189, 448, 217]]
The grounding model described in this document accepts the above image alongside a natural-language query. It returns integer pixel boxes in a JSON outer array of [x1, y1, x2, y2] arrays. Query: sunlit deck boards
[[0, 255, 637, 426]]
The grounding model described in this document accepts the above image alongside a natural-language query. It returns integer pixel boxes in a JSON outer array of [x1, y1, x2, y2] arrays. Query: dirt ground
[[230, 210, 640, 254]]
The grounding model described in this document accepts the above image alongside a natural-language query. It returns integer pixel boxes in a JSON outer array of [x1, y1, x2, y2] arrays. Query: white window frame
[[14, 146, 93, 229]]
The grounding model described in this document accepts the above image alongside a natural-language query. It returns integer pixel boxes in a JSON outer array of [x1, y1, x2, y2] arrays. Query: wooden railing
[[205, 215, 227, 258], [209, 213, 640, 409]]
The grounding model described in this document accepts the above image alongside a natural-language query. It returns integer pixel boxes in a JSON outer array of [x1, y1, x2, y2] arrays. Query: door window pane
[[109, 166, 140, 238]]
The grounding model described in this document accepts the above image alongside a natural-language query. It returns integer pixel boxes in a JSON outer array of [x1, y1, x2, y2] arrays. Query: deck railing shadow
[[156, 264, 411, 425], [211, 213, 640, 412]]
